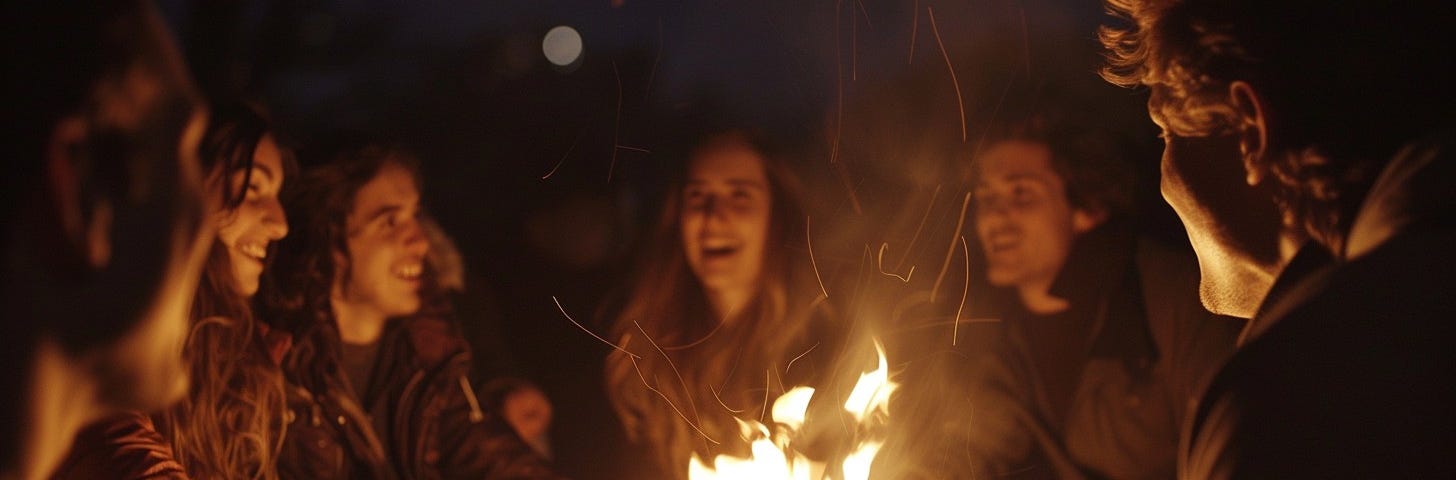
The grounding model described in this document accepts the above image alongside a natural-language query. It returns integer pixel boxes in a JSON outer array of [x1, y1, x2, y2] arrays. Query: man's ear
[[1229, 81, 1270, 186], [1072, 206, 1108, 234], [46, 116, 112, 269]]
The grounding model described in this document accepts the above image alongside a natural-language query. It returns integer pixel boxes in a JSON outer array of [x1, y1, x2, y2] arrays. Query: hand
[[502, 385, 553, 456]]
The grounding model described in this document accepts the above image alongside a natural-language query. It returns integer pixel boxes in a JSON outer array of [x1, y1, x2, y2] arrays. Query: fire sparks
[[688, 342, 897, 480]]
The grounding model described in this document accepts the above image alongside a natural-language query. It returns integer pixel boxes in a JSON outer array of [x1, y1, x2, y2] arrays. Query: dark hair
[[153, 102, 296, 480], [977, 110, 1137, 220], [603, 129, 821, 478], [260, 144, 421, 394], [1100, 0, 1456, 251]]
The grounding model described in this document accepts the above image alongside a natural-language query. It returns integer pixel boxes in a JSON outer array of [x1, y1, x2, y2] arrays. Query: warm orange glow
[[688, 341, 896, 480]]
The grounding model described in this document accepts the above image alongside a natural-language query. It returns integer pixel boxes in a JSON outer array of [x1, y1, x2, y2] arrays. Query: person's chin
[[985, 265, 1017, 287], [701, 269, 750, 290], [1191, 243, 1271, 319], [386, 297, 423, 318], [237, 277, 260, 297]]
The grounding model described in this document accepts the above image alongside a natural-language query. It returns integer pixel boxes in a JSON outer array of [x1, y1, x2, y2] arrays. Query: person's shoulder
[[52, 412, 189, 480], [1280, 226, 1456, 330], [1189, 231, 1456, 478]]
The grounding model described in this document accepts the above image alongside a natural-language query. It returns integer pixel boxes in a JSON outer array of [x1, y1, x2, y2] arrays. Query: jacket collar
[[1249, 126, 1456, 341], [1050, 220, 1158, 366], [1049, 219, 1137, 309], [1345, 126, 1456, 260]]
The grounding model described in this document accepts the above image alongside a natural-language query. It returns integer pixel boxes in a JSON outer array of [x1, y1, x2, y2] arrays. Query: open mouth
[[985, 230, 1021, 254], [393, 262, 423, 281], [701, 244, 740, 261], [238, 242, 268, 262]]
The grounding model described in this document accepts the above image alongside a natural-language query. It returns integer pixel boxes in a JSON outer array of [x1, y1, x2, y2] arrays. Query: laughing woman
[[604, 130, 846, 480], [53, 102, 294, 480]]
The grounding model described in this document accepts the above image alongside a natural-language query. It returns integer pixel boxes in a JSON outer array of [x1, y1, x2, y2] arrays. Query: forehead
[[351, 162, 419, 215], [687, 141, 768, 184], [975, 140, 1060, 185], [252, 135, 283, 176]]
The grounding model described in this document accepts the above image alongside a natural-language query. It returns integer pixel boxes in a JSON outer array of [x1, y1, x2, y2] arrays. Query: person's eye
[[1013, 185, 1035, 203], [683, 190, 706, 208]]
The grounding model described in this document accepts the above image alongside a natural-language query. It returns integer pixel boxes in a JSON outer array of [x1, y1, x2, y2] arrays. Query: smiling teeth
[[396, 264, 422, 279], [240, 243, 267, 260]]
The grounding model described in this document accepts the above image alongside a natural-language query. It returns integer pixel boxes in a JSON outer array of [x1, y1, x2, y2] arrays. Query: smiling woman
[[679, 133, 775, 320], [155, 101, 297, 480], [603, 129, 845, 480]]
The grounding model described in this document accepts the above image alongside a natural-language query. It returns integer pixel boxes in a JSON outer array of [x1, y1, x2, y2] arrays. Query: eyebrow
[[363, 205, 402, 224], [251, 162, 276, 183]]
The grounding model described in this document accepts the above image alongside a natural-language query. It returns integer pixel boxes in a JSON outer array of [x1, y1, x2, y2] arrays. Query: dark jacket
[[1181, 128, 1456, 479], [885, 224, 1242, 479], [277, 315, 564, 480], [49, 412, 188, 480]]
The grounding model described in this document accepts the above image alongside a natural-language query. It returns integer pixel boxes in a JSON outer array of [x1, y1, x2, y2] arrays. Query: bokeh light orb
[[542, 26, 583, 67]]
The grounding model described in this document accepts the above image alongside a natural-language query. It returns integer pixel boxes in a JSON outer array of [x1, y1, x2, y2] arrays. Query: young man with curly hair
[[1101, 0, 1455, 477]]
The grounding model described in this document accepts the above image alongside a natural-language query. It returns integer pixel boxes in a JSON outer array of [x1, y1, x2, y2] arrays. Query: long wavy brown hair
[[153, 101, 295, 480], [258, 145, 422, 396], [603, 130, 824, 479]]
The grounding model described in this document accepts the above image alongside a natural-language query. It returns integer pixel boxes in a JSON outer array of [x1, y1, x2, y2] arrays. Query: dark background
[[154, 0, 1172, 477]]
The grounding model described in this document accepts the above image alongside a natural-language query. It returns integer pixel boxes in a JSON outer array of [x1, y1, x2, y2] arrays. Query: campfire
[[688, 342, 897, 480]]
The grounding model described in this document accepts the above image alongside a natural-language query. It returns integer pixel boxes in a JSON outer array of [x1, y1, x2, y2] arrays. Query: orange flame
[[689, 341, 895, 480]]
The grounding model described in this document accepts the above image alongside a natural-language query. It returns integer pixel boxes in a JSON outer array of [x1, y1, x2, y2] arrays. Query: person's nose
[[263, 197, 288, 240], [400, 218, 429, 256], [977, 196, 1012, 222], [702, 195, 730, 228]]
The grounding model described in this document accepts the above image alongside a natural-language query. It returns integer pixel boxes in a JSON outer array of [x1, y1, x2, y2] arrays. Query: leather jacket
[[277, 315, 564, 480]]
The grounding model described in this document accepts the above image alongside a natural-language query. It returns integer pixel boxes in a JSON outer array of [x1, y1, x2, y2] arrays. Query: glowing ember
[[689, 342, 896, 480]]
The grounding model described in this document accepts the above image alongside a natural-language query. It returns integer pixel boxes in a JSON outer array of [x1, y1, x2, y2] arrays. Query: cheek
[[1023, 205, 1076, 250], [680, 216, 700, 253], [365, 245, 392, 277], [973, 216, 989, 238], [216, 205, 267, 247], [744, 208, 772, 247], [742, 210, 772, 270], [215, 214, 244, 249], [1160, 149, 1191, 209]]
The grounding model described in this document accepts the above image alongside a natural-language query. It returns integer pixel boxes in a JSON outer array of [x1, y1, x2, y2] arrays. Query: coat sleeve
[[432, 374, 567, 480], [50, 412, 190, 480]]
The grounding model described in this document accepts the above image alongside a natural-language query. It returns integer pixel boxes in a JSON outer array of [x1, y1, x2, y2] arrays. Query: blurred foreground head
[[1101, 0, 1455, 316], [2, 0, 210, 478]]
